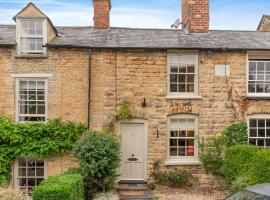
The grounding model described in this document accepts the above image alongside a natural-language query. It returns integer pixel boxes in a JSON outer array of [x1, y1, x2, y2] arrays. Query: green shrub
[[32, 169, 84, 200], [223, 145, 258, 183], [72, 131, 120, 195], [230, 176, 249, 193], [224, 145, 270, 192], [198, 135, 226, 176], [150, 161, 194, 187], [224, 122, 248, 147]]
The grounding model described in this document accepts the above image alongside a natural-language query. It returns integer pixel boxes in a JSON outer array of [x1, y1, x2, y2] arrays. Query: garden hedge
[[224, 145, 270, 191], [32, 170, 84, 200]]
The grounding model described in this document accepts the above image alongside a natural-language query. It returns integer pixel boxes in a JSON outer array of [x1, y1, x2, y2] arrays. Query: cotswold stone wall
[[0, 48, 88, 182], [0, 48, 89, 123], [2, 46, 270, 186], [90, 49, 252, 186]]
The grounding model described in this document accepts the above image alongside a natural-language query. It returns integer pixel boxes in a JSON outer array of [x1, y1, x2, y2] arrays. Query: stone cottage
[[1, 0, 270, 190]]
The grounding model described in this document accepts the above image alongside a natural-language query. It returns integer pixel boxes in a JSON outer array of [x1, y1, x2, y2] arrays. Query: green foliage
[[32, 169, 84, 200], [224, 145, 270, 192], [150, 160, 194, 188], [224, 122, 248, 147], [230, 176, 250, 193], [115, 102, 133, 120], [72, 131, 120, 195], [198, 135, 226, 176], [0, 117, 86, 186]]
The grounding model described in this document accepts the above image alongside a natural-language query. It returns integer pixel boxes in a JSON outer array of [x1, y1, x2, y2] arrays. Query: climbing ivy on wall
[[0, 117, 87, 186]]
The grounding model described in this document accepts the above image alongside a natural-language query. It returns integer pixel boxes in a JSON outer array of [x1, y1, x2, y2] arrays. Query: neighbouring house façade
[[1, 0, 270, 190]]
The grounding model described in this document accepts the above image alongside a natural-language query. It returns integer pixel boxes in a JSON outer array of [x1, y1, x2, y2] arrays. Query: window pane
[[170, 148, 177, 156], [257, 62, 265, 72], [249, 62, 256, 72], [258, 139, 265, 147], [249, 139, 257, 145], [256, 84, 264, 93], [170, 74, 177, 82], [18, 178, 27, 187], [27, 168, 35, 176], [178, 147, 186, 156], [170, 139, 177, 146], [249, 129, 257, 137], [258, 129, 265, 137], [267, 129, 270, 137], [178, 84, 186, 92], [187, 65, 195, 73], [170, 84, 177, 92], [178, 139, 186, 147], [187, 130, 195, 137], [171, 66, 178, 73], [187, 84, 194, 92], [179, 130, 186, 137], [266, 139, 270, 147], [19, 159, 27, 167], [248, 84, 255, 93], [170, 131, 178, 137], [178, 75, 185, 83], [250, 119, 257, 127], [36, 168, 44, 176], [258, 119, 265, 127], [187, 75, 194, 83], [18, 168, 26, 176], [179, 66, 186, 73]]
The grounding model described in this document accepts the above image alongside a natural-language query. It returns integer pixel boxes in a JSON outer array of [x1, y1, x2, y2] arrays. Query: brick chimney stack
[[182, 0, 209, 33], [92, 0, 111, 29]]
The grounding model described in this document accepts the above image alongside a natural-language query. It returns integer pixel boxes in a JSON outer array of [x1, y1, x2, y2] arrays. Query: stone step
[[117, 183, 154, 200], [117, 183, 149, 191], [119, 191, 154, 200]]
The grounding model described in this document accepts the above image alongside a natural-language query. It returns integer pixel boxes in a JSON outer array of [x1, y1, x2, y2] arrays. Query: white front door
[[119, 120, 148, 181]]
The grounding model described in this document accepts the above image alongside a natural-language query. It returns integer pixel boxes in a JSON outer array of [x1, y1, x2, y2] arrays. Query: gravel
[[154, 186, 228, 200]]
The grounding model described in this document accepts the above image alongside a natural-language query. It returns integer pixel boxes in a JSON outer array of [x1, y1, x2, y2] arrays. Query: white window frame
[[167, 51, 199, 99], [16, 18, 47, 55], [13, 158, 47, 191], [166, 114, 200, 166], [15, 78, 48, 122], [247, 114, 270, 148], [247, 52, 270, 97]]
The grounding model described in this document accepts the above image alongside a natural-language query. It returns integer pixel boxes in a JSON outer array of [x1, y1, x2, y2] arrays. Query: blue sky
[[0, 0, 269, 30]]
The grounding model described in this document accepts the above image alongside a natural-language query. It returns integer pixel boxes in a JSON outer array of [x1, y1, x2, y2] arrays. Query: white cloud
[[0, 1, 178, 28]]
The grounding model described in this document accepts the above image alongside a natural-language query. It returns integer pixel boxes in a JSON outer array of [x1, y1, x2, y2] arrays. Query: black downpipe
[[87, 49, 92, 130]]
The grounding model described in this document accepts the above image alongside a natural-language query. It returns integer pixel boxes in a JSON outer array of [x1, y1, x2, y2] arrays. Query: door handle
[[128, 157, 138, 161]]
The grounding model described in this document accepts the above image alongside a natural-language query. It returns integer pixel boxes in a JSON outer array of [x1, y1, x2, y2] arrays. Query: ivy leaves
[[0, 117, 86, 186]]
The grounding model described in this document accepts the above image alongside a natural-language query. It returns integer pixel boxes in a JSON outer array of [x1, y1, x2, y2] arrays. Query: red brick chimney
[[92, 0, 111, 29], [182, 0, 209, 33]]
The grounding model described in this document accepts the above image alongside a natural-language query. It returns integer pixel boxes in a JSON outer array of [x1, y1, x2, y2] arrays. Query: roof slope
[[48, 27, 270, 50], [2, 25, 270, 50], [0, 25, 16, 46]]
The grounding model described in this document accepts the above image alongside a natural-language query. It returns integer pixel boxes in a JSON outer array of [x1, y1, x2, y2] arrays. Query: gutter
[[44, 44, 270, 51], [87, 48, 92, 130]]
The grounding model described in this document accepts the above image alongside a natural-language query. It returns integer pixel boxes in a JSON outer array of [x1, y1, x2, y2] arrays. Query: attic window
[[19, 20, 44, 54]]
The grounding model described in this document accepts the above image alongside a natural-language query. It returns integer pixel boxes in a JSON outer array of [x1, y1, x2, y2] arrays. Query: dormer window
[[21, 20, 43, 54], [18, 19, 45, 54]]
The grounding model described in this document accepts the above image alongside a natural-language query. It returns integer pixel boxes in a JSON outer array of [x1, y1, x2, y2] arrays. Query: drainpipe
[[87, 49, 92, 130]]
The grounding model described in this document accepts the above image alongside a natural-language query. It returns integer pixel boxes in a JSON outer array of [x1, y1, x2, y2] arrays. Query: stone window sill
[[246, 95, 270, 100], [165, 160, 201, 166], [15, 54, 47, 59], [166, 95, 202, 100]]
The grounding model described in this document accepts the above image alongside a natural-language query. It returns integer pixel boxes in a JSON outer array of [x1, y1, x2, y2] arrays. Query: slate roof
[[2, 24, 270, 50], [0, 25, 16, 46]]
